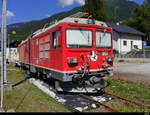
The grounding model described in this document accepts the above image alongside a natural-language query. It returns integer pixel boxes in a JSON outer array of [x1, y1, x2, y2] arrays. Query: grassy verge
[[104, 77, 150, 112], [144, 46, 150, 50], [85, 77, 150, 112], [3, 65, 150, 112], [4, 65, 69, 112], [105, 77, 150, 99]]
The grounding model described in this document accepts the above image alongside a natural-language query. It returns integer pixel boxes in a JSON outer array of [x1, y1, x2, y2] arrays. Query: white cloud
[[6, 10, 15, 17], [75, 0, 85, 5], [58, 0, 85, 7], [46, 14, 51, 17], [58, 0, 74, 7]]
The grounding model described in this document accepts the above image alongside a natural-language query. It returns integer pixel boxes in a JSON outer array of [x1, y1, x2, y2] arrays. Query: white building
[[107, 23, 145, 54], [6, 48, 19, 64]]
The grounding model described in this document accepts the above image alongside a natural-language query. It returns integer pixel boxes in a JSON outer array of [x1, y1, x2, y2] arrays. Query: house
[[106, 22, 145, 54], [6, 48, 19, 64]]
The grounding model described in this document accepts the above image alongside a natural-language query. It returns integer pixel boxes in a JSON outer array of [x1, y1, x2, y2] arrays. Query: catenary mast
[[1, 0, 7, 108]]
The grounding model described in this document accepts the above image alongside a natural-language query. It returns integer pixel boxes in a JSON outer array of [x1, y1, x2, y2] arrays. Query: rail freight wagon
[[18, 17, 114, 93]]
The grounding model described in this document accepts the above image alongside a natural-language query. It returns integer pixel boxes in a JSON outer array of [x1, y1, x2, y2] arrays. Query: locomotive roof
[[31, 17, 109, 38], [19, 17, 110, 45]]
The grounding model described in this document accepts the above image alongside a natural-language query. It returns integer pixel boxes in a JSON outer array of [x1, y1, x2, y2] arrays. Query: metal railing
[[114, 50, 150, 59]]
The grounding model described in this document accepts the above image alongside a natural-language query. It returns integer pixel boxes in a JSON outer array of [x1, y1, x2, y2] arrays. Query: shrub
[[145, 46, 150, 50]]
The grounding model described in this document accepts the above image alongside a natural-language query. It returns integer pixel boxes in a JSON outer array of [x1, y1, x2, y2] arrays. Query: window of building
[[131, 41, 133, 49], [52, 30, 60, 49], [123, 40, 127, 46]]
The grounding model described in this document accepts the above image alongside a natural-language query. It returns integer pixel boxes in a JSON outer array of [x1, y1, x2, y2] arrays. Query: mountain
[[8, 6, 83, 45], [105, 0, 137, 22], [8, 0, 138, 46]]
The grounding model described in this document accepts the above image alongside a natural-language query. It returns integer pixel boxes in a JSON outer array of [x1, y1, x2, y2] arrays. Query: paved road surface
[[113, 58, 150, 84]]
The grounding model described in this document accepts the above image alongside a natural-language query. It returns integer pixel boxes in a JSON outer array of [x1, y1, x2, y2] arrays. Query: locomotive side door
[[50, 28, 63, 71]]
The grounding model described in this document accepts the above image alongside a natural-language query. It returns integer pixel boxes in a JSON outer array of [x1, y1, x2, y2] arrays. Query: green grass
[[3, 65, 150, 112], [84, 77, 150, 112], [4, 65, 69, 112], [144, 46, 150, 50], [105, 77, 150, 99], [103, 77, 150, 112]]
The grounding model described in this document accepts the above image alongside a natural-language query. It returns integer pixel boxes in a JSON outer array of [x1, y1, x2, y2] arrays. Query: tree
[[83, 0, 108, 21], [123, 2, 150, 45], [144, 0, 150, 4]]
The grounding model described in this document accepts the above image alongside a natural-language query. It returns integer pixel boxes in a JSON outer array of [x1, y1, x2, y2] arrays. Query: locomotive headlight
[[102, 51, 108, 56], [107, 57, 113, 62], [68, 57, 78, 64], [102, 62, 109, 68], [77, 66, 83, 72]]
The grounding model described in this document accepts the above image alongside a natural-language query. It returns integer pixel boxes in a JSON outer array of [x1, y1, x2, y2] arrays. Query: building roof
[[106, 22, 145, 36]]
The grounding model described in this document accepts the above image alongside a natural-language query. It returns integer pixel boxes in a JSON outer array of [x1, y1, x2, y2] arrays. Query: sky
[[0, 0, 144, 25]]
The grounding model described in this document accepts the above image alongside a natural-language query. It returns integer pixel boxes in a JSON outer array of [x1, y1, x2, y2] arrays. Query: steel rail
[[103, 91, 150, 109], [79, 94, 120, 112]]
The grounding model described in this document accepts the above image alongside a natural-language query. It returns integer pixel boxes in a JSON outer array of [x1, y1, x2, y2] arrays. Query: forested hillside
[[8, 0, 137, 45], [106, 0, 136, 22]]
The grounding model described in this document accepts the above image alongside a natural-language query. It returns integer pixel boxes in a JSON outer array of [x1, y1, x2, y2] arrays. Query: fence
[[114, 50, 150, 59]]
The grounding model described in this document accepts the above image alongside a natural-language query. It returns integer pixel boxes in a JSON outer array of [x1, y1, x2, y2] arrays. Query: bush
[[113, 50, 119, 55], [145, 46, 150, 50], [126, 50, 137, 55]]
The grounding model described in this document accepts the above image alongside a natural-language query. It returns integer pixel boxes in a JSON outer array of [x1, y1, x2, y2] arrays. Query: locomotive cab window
[[66, 29, 92, 48], [96, 31, 112, 48], [52, 30, 60, 49]]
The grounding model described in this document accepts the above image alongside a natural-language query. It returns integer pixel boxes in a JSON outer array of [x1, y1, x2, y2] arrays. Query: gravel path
[[113, 59, 150, 84]]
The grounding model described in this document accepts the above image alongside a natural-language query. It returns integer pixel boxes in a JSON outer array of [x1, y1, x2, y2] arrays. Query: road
[[113, 58, 150, 84]]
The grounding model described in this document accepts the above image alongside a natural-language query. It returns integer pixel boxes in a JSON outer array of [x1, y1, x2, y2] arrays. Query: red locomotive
[[18, 17, 113, 93]]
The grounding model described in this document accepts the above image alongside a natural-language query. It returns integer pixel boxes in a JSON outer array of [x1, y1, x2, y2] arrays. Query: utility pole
[[1, 0, 7, 108], [7, 34, 10, 64]]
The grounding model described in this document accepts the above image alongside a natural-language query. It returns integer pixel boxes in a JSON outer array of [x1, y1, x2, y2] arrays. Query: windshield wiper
[[99, 33, 102, 45], [79, 28, 90, 44]]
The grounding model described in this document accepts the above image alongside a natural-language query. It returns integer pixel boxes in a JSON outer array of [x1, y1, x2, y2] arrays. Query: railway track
[[29, 77, 100, 112], [102, 91, 150, 109], [29, 77, 121, 112], [79, 90, 150, 112], [28, 75, 150, 112], [79, 94, 120, 112]]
